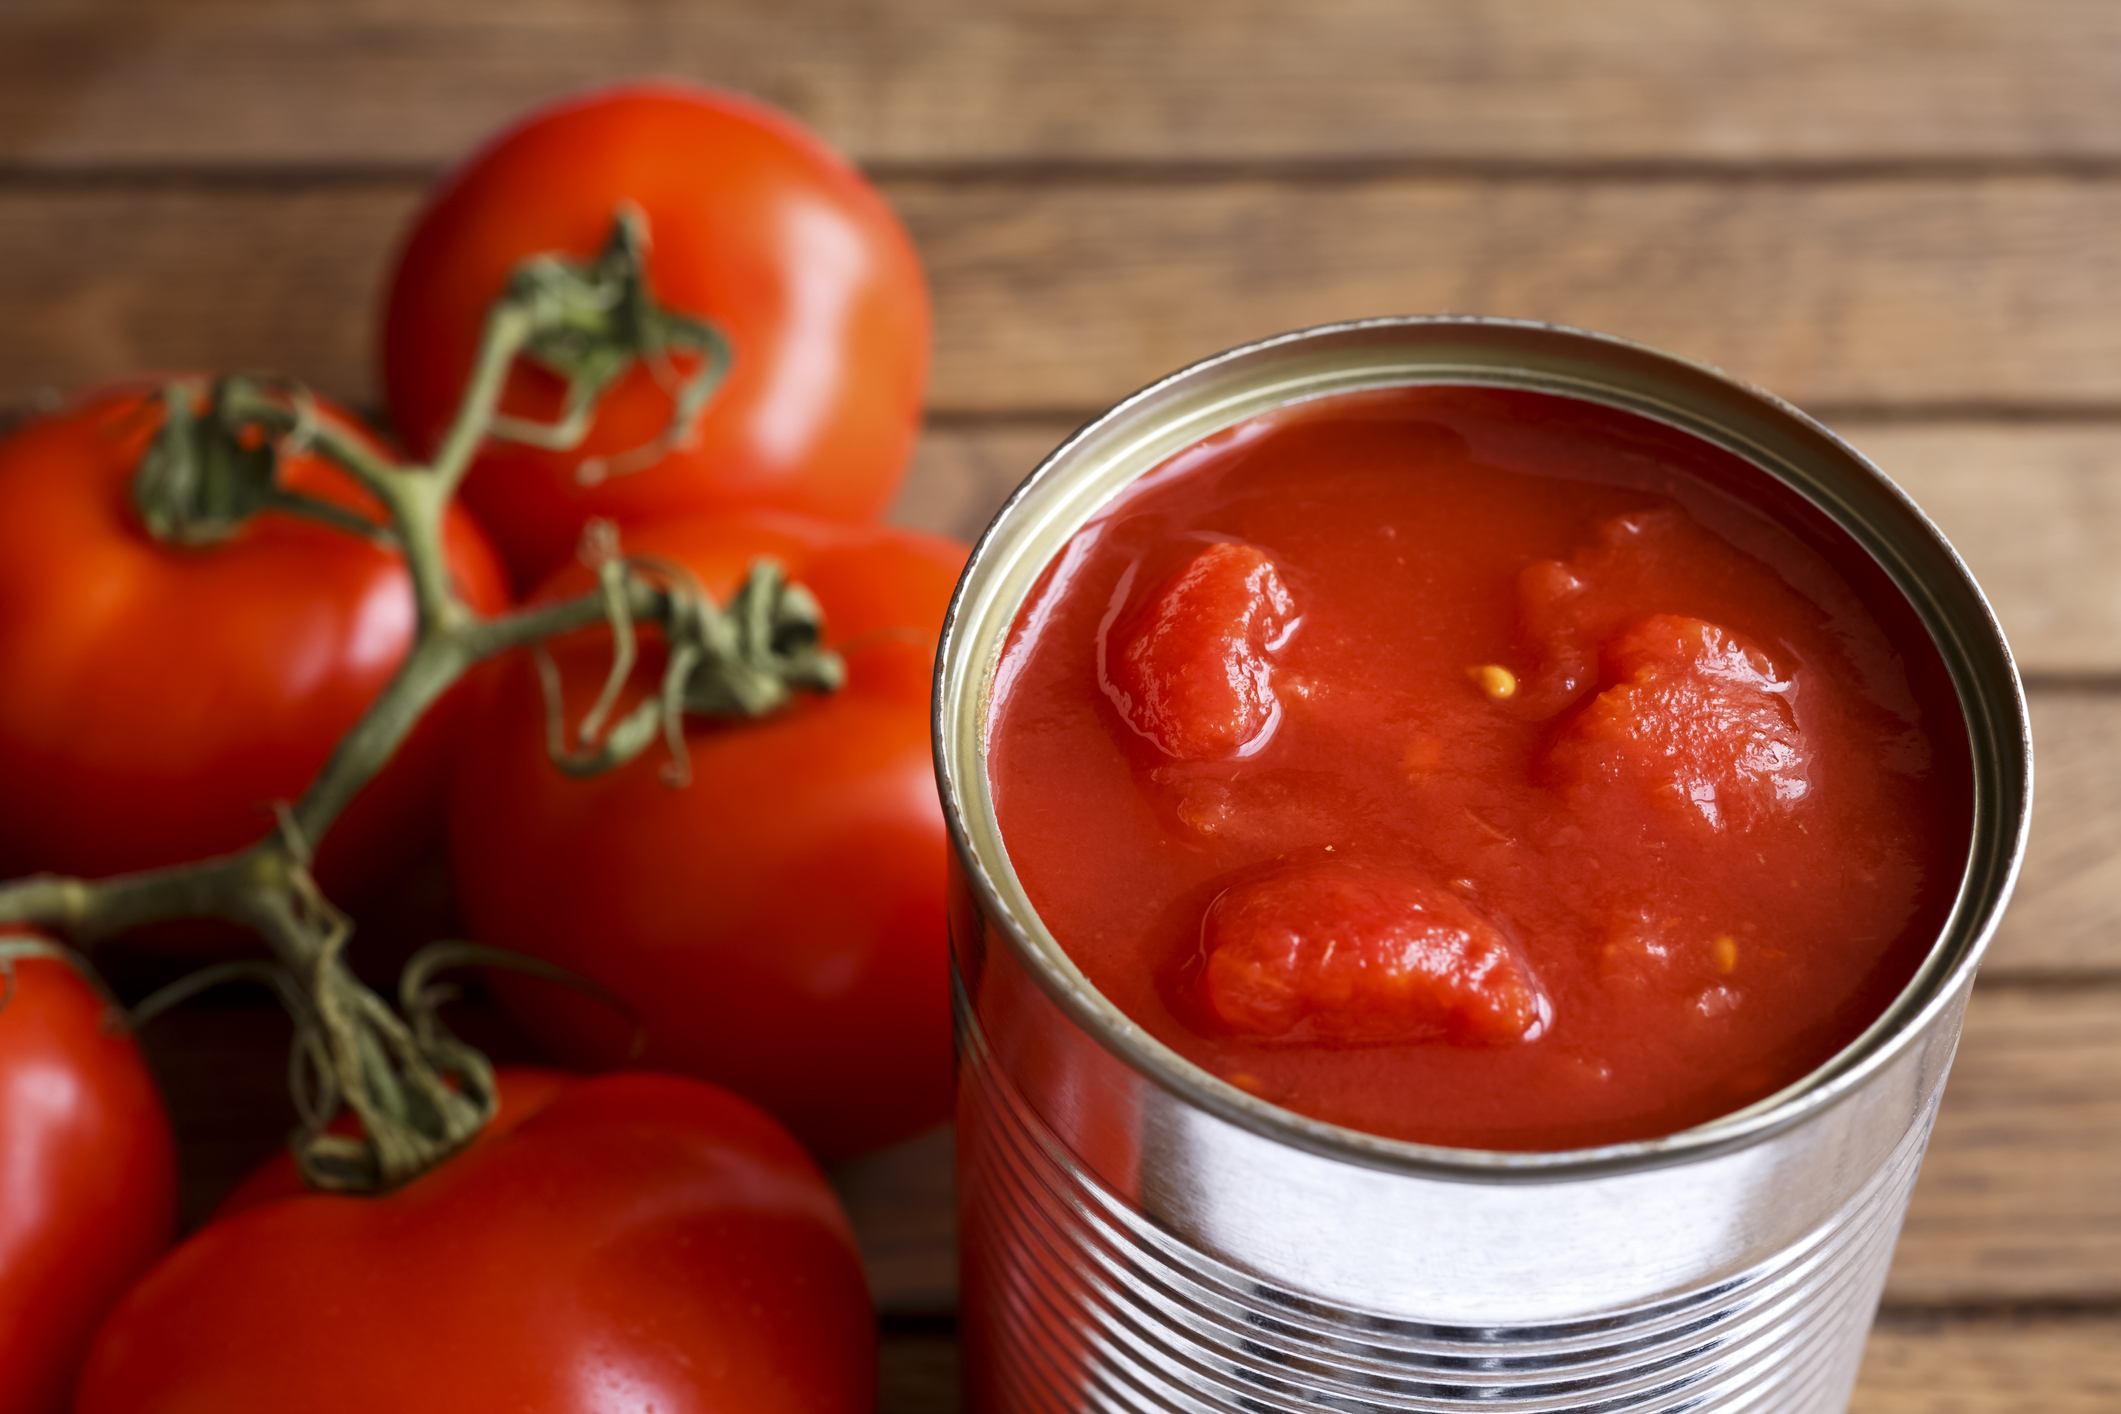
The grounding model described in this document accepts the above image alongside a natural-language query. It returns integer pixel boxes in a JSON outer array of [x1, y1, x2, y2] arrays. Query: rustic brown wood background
[[6, 3, 2120, 1409]]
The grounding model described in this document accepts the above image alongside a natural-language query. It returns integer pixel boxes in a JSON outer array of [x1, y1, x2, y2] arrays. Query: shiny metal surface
[[934, 318, 2034, 1412]]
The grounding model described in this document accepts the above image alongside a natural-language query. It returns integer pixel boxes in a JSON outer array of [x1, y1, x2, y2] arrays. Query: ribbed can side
[[959, 1001, 1937, 1414]]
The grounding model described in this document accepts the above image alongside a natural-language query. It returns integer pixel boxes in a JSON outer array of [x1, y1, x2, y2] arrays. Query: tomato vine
[[0, 208, 841, 1194]]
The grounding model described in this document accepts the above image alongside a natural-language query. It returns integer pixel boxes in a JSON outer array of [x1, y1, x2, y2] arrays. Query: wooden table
[[5, 4, 2119, 1409]]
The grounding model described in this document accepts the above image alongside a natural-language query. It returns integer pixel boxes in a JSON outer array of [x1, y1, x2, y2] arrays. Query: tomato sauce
[[987, 386, 1970, 1151]]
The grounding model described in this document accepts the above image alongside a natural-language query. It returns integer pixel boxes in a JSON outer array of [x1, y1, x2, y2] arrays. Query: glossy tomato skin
[[78, 1071, 874, 1414], [448, 514, 964, 1159], [0, 385, 510, 908], [383, 82, 931, 588], [0, 948, 176, 1414]]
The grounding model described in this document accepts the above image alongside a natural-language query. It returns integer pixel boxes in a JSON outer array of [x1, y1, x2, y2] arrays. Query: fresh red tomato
[[382, 82, 931, 589], [0, 945, 176, 1414], [76, 1071, 875, 1414], [448, 514, 963, 1159], [0, 385, 510, 908]]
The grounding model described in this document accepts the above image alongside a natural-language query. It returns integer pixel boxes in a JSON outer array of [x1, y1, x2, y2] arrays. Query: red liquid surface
[[988, 386, 1970, 1151]]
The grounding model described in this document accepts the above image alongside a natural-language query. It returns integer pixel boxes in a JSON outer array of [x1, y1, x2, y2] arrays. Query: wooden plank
[[1852, 1314, 2121, 1413], [893, 423, 1061, 544], [1984, 690, 2121, 976], [7, 2, 2121, 169], [896, 176, 2121, 416], [1858, 423, 2121, 681], [1885, 985, 2121, 1306], [6, 178, 2121, 431], [0, 184, 414, 418]]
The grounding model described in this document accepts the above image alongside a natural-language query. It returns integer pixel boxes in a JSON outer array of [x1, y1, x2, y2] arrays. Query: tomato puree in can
[[986, 385, 1970, 1151]]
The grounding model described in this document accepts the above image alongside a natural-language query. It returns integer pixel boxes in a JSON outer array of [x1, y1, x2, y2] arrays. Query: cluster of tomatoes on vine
[[0, 82, 961, 1413]]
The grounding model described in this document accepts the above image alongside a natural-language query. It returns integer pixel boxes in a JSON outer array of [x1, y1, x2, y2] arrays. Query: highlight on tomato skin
[[0, 383, 510, 915], [74, 1072, 877, 1414], [382, 80, 932, 589], [1198, 860, 1546, 1047], [0, 947, 177, 1414], [1103, 541, 1298, 761]]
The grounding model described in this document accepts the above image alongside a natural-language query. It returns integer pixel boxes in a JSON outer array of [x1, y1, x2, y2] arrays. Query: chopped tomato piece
[[1200, 860, 1543, 1045], [1512, 509, 1704, 719], [1550, 615, 1809, 831], [1105, 542, 1295, 760]]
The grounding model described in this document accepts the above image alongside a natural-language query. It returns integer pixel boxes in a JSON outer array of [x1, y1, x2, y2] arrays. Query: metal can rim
[[932, 313, 2034, 1184]]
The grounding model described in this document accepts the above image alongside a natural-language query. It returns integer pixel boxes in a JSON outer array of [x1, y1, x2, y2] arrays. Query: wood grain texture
[[1851, 1314, 2121, 1413], [0, 184, 414, 415], [1886, 984, 2121, 1307], [1861, 423, 2121, 681], [898, 176, 2121, 416], [1986, 691, 2121, 976], [6, 2, 2121, 169], [8, 178, 2121, 427]]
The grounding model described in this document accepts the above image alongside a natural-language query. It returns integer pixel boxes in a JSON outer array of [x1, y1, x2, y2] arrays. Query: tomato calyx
[[106, 829, 500, 1192], [132, 375, 397, 549], [483, 204, 734, 488], [541, 526, 845, 785]]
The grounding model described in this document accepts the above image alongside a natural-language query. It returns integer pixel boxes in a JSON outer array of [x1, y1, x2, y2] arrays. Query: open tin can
[[932, 318, 2033, 1413]]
